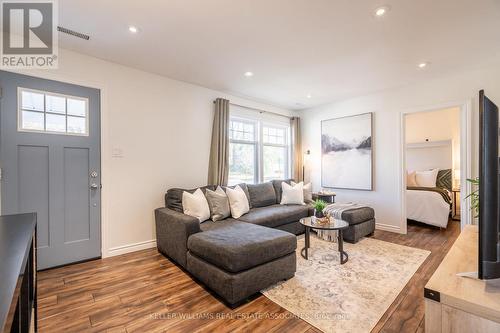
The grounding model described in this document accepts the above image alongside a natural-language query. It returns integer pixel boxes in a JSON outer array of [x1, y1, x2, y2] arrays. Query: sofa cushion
[[271, 179, 294, 204], [166, 186, 216, 212], [238, 204, 309, 228], [247, 182, 277, 207], [341, 207, 375, 225], [188, 221, 296, 273], [200, 219, 238, 232]]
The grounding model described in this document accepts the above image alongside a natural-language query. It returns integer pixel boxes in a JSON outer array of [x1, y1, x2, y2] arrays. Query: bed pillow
[[281, 182, 305, 205], [291, 181, 313, 203], [225, 185, 250, 218], [436, 169, 452, 191], [205, 186, 231, 222], [182, 188, 210, 222], [407, 171, 418, 187], [416, 169, 439, 188]]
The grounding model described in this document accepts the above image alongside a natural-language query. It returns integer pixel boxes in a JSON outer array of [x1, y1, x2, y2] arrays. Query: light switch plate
[[111, 148, 124, 158]]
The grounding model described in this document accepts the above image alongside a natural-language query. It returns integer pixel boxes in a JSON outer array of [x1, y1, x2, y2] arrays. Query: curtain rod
[[213, 100, 295, 119]]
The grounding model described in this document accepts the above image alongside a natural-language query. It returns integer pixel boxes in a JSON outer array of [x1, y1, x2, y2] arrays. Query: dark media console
[[0, 213, 37, 333]]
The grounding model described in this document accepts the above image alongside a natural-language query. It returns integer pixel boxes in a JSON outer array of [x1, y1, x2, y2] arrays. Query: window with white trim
[[18, 88, 89, 136], [228, 119, 257, 184], [228, 114, 291, 185], [262, 125, 288, 182]]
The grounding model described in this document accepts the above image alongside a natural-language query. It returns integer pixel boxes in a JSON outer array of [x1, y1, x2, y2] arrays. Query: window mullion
[[43, 93, 47, 131], [256, 121, 262, 183]]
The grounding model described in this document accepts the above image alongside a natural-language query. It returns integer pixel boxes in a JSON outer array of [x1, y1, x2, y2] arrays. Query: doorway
[[400, 102, 472, 234], [0, 71, 101, 269]]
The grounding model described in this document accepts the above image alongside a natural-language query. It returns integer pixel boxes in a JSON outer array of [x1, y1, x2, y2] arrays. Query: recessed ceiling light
[[128, 26, 139, 33], [306, 94, 312, 99], [374, 5, 390, 17], [244, 71, 254, 77], [418, 62, 429, 69]]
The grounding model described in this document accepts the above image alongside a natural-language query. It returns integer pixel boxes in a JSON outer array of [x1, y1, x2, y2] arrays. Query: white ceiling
[[58, 0, 500, 110]]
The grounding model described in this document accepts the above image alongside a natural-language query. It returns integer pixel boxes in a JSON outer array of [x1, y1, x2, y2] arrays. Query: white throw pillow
[[225, 185, 250, 218], [281, 181, 305, 205], [291, 181, 313, 203], [407, 171, 418, 187], [182, 188, 210, 222], [416, 169, 439, 188]]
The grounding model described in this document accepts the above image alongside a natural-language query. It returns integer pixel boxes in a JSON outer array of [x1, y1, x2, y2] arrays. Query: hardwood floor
[[37, 220, 460, 333]]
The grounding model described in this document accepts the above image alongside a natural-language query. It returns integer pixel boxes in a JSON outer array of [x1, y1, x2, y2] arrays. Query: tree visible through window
[[228, 118, 290, 185]]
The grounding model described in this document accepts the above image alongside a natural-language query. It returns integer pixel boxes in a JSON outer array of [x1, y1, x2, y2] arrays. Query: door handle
[[90, 183, 99, 190]]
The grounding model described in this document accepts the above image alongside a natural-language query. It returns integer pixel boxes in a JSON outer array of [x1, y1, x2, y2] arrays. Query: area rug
[[262, 235, 430, 333]]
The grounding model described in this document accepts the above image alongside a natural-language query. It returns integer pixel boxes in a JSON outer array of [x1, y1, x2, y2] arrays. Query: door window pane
[[46, 114, 66, 132], [67, 98, 86, 116], [229, 143, 255, 185], [67, 116, 86, 134], [21, 91, 44, 111], [21, 111, 44, 130], [263, 146, 286, 182], [18, 88, 89, 136], [46, 95, 66, 114]]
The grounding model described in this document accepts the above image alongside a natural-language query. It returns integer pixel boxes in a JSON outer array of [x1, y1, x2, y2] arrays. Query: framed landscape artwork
[[321, 112, 373, 190]]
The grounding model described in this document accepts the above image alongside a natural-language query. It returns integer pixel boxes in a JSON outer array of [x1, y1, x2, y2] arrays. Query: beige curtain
[[291, 117, 303, 182], [207, 98, 230, 186]]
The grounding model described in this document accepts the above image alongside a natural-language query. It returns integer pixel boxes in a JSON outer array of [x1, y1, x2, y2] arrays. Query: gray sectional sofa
[[154, 180, 308, 306], [154, 179, 376, 306]]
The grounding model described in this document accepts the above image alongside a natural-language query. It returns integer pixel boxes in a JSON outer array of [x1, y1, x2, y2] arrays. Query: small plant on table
[[312, 199, 327, 218]]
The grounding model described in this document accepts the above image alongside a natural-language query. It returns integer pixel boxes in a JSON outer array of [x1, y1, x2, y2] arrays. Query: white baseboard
[[103, 222, 401, 258], [376, 222, 403, 234], [107, 239, 157, 257]]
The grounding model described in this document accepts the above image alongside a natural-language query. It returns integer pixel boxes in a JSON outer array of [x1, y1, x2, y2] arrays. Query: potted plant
[[465, 177, 479, 218], [312, 199, 327, 218]]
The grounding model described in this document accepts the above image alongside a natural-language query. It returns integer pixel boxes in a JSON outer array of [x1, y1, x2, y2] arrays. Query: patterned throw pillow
[[436, 169, 452, 191]]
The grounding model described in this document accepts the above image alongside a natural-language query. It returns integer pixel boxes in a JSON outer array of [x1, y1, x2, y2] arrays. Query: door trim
[[398, 99, 473, 234], [3, 69, 111, 257]]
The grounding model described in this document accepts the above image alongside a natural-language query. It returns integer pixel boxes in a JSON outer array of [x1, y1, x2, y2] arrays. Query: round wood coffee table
[[299, 216, 349, 264]]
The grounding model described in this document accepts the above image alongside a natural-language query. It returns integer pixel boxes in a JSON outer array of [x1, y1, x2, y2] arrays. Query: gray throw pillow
[[205, 187, 231, 221]]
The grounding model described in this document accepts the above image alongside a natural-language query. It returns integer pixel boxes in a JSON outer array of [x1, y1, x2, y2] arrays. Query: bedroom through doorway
[[404, 107, 461, 232]]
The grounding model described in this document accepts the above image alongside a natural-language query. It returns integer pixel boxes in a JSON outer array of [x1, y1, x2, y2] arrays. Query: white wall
[[13, 49, 295, 257], [300, 62, 500, 233]]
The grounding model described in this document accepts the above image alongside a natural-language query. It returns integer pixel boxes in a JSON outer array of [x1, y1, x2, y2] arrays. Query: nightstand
[[312, 192, 336, 204], [451, 188, 460, 221]]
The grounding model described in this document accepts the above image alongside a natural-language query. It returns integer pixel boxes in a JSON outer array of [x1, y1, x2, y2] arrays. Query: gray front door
[[0, 71, 101, 270]]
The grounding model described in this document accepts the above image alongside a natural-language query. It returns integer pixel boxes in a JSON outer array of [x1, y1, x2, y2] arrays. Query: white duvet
[[406, 189, 450, 228]]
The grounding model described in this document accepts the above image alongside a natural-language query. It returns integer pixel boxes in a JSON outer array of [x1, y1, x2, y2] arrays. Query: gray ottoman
[[341, 207, 376, 243], [186, 221, 296, 306]]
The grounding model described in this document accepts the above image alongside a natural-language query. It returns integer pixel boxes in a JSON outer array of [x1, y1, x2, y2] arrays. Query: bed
[[405, 140, 454, 228], [406, 177, 452, 228]]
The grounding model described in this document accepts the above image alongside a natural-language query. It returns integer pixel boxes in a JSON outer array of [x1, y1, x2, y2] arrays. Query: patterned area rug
[[262, 235, 430, 333]]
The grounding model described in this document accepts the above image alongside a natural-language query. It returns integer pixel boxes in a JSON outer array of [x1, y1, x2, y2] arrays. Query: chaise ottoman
[[340, 207, 376, 243], [186, 221, 296, 306]]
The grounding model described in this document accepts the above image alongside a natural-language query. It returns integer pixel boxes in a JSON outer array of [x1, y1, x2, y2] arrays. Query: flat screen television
[[479, 90, 500, 280]]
